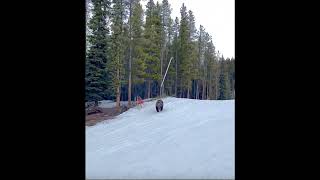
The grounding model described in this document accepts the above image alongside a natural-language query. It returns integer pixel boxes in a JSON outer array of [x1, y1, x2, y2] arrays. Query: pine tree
[[178, 3, 191, 98], [85, 0, 234, 103], [200, 30, 209, 100], [202, 31, 216, 100], [225, 58, 231, 99], [205, 39, 216, 100], [224, 57, 234, 99], [211, 49, 219, 100], [218, 60, 225, 100], [160, 0, 172, 96], [131, 0, 146, 98], [122, 21, 130, 102], [196, 25, 205, 99], [188, 41, 198, 99], [144, 0, 161, 98], [187, 10, 198, 98], [109, 0, 126, 111], [229, 57, 235, 99], [164, 17, 176, 96], [86, 0, 92, 54], [127, 0, 134, 107], [188, 10, 197, 42], [155, 1, 163, 96], [172, 17, 180, 97], [218, 56, 230, 100], [86, 0, 111, 102]]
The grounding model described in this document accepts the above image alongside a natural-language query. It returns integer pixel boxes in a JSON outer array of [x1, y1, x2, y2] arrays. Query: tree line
[[86, 0, 235, 110]]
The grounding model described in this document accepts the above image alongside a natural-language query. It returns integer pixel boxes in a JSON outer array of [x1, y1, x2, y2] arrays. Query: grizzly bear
[[156, 99, 163, 112]]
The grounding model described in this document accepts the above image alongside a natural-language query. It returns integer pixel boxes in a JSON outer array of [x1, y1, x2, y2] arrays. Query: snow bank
[[98, 98, 156, 108]]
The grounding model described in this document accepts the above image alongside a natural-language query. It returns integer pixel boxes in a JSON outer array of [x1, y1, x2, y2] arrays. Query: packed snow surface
[[86, 97, 234, 179]]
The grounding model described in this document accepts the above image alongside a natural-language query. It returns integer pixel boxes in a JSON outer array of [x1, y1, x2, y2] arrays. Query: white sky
[[142, 0, 234, 59]]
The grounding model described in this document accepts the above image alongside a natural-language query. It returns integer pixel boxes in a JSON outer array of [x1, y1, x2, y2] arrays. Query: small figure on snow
[[136, 96, 144, 109]]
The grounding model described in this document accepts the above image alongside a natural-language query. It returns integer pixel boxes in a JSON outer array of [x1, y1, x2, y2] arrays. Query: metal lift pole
[[160, 57, 173, 91]]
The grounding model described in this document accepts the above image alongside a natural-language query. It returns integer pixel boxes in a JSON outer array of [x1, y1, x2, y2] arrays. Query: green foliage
[[144, 0, 161, 83], [85, 0, 235, 102], [86, 0, 111, 101]]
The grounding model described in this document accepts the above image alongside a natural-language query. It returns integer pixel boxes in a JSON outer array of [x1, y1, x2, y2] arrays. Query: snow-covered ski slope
[[86, 97, 234, 179]]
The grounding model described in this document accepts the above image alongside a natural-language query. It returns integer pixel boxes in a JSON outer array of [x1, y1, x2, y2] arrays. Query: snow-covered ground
[[98, 100, 128, 108], [86, 97, 234, 179]]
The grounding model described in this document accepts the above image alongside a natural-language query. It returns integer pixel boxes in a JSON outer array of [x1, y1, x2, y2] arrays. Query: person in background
[[136, 96, 144, 109]]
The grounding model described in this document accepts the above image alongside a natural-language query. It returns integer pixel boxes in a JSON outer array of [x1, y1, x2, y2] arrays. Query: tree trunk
[[116, 69, 121, 112], [187, 86, 190, 99], [216, 69, 219, 100], [192, 80, 195, 99], [128, 1, 132, 108], [207, 81, 210, 100], [196, 80, 199, 99], [121, 88, 123, 101], [116, 0, 123, 112], [160, 54, 163, 96], [206, 79, 209, 100], [133, 84, 135, 103], [175, 50, 178, 97], [159, 81, 162, 97], [144, 81, 148, 99], [202, 80, 205, 100], [198, 26, 202, 100], [148, 80, 151, 99]]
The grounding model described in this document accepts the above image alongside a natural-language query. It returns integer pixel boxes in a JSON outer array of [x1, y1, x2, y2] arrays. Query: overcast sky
[[142, 0, 234, 59]]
